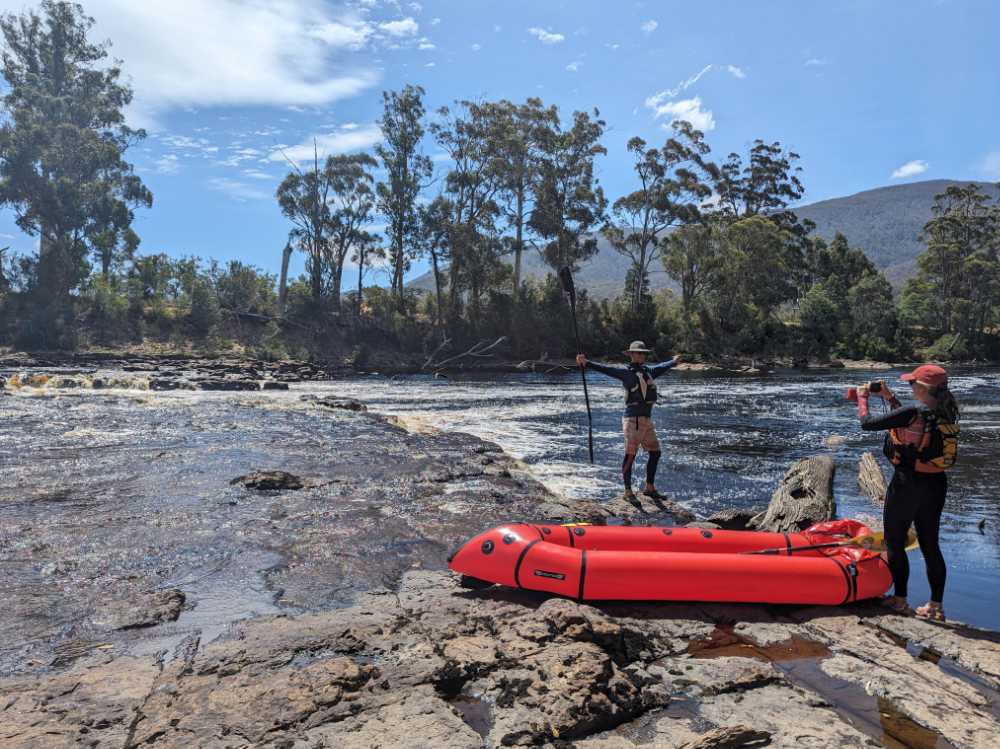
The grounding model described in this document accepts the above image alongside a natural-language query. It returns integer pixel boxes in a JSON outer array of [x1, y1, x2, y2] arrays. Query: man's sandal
[[915, 602, 946, 622]]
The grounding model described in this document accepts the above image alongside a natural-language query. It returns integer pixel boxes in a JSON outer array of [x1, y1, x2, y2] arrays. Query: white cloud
[[409, 2, 423, 12], [494, 24, 502, 32], [528, 27, 565, 44], [207, 177, 271, 202], [0, 1, 386, 129], [646, 96, 715, 132], [243, 169, 276, 180], [419, 41, 436, 50], [980, 151, 1000, 179], [566, 61, 582, 72], [154, 154, 181, 175], [471, 43, 482, 51], [726, 64, 746, 79], [641, 20, 658, 33], [805, 57, 829, 67], [268, 124, 383, 165], [430, 17, 441, 25], [425, 62, 436, 68], [891, 159, 929, 179], [606, 42, 620, 50], [379, 17, 418, 36]]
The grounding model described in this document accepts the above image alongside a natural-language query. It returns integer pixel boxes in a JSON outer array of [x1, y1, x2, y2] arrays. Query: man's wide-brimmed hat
[[900, 364, 948, 388], [624, 340, 653, 354]]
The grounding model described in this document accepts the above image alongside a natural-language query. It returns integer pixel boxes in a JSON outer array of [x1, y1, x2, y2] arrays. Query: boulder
[[261, 381, 290, 391], [748, 456, 836, 532], [230, 470, 305, 491], [704, 507, 765, 531]]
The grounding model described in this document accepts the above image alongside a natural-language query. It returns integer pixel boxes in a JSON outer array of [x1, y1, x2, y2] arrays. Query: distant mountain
[[409, 179, 999, 298]]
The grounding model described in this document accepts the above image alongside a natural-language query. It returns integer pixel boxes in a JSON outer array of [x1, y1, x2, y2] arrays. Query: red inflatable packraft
[[448, 519, 892, 605]]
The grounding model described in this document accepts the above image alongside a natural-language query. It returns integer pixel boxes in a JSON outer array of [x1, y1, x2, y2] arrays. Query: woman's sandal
[[915, 602, 946, 622], [882, 596, 912, 615]]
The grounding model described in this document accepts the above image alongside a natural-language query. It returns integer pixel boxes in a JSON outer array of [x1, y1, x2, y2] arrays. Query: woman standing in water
[[856, 364, 960, 621]]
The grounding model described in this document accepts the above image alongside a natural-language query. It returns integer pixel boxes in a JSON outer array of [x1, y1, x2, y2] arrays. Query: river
[[1, 363, 997, 657], [327, 366, 1000, 629]]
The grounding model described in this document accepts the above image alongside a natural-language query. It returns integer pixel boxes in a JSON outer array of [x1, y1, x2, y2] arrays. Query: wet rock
[[89, 588, 185, 631], [198, 378, 261, 391], [749, 456, 836, 533], [301, 394, 368, 412], [231, 470, 305, 491], [678, 725, 772, 749], [685, 521, 722, 530], [705, 507, 764, 531], [262, 381, 290, 390]]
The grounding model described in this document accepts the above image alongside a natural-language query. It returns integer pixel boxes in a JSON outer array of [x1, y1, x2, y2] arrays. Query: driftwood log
[[749, 456, 836, 533], [858, 451, 888, 504]]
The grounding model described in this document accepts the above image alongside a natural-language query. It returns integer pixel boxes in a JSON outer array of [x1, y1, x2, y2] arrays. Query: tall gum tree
[[375, 84, 432, 308], [0, 0, 151, 346], [604, 121, 713, 313]]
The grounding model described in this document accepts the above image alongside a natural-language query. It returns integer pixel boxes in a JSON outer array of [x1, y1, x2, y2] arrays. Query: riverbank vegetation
[[1, 2, 999, 366]]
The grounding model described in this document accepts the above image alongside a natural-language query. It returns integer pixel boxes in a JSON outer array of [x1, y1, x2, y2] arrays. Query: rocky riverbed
[[1, 359, 998, 748]]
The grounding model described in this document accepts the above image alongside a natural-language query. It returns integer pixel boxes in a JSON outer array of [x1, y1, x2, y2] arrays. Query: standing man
[[576, 341, 681, 500]]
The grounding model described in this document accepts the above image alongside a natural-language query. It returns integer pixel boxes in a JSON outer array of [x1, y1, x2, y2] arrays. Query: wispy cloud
[[418, 40, 435, 50], [891, 159, 929, 179], [641, 20, 658, 33], [379, 17, 418, 36], [645, 96, 715, 132], [566, 61, 582, 72], [725, 64, 746, 79], [978, 151, 1000, 179], [155, 154, 181, 175], [268, 124, 383, 165], [805, 57, 830, 67], [19, 0, 385, 128], [207, 177, 271, 202], [471, 43, 482, 51], [527, 27, 565, 45]]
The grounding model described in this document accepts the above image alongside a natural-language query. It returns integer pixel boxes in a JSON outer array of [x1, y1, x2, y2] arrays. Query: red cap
[[900, 364, 948, 388]]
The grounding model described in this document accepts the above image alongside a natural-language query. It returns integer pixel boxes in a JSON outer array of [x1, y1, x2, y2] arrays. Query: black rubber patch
[[533, 569, 566, 581], [513, 539, 541, 588], [573, 527, 586, 537], [701, 530, 713, 539], [502, 534, 515, 545], [542, 527, 551, 535], [481, 540, 494, 555], [578, 549, 588, 601]]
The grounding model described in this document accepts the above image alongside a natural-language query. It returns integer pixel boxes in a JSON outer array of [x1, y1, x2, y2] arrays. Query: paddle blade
[[558, 266, 576, 303]]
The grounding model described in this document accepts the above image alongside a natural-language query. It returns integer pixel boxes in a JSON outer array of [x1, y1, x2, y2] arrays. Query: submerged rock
[[89, 588, 185, 631], [231, 470, 305, 491]]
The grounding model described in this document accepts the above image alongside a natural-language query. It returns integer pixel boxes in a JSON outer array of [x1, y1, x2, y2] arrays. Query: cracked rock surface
[[2, 571, 997, 748]]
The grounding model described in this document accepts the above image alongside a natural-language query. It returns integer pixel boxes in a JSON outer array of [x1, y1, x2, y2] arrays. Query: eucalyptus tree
[[375, 84, 432, 307], [492, 98, 558, 303], [603, 121, 712, 312], [277, 146, 334, 305], [429, 99, 506, 323], [0, 0, 152, 345], [710, 139, 807, 232], [529, 108, 608, 273], [416, 195, 452, 328], [326, 153, 378, 311]]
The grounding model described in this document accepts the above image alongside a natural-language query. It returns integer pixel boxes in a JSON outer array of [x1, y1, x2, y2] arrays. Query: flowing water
[[325, 367, 1000, 629], [1, 365, 997, 649]]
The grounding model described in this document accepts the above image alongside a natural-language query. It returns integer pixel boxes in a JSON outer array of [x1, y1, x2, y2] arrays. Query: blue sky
[[1, 0, 998, 285]]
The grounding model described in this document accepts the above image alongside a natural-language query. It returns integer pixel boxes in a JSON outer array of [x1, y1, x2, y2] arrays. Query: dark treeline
[[2, 2, 999, 366]]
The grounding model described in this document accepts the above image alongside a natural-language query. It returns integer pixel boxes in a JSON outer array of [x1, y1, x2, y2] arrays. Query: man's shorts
[[623, 416, 660, 453]]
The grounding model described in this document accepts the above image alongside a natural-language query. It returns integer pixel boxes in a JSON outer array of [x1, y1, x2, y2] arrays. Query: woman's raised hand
[[576, 354, 587, 367]]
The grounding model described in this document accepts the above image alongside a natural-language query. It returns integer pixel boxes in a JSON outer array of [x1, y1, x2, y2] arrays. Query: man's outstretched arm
[[650, 355, 682, 379], [576, 354, 627, 382]]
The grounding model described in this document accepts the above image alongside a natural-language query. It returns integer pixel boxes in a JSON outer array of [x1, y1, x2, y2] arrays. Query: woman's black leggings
[[883, 470, 948, 602]]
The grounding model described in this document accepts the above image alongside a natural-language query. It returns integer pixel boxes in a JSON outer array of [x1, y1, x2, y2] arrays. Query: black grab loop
[[701, 530, 713, 539], [481, 540, 494, 554]]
